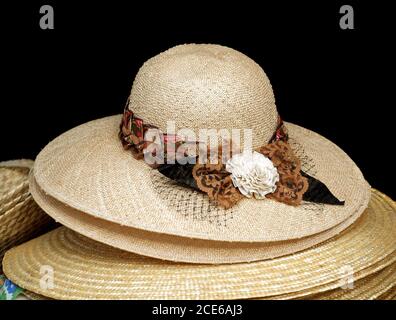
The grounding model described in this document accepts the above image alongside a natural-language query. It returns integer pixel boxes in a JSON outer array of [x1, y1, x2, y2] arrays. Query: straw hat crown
[[128, 44, 278, 149]]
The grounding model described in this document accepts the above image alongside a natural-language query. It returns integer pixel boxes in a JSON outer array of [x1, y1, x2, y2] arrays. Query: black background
[[1, 1, 394, 198], [0, 300, 392, 317]]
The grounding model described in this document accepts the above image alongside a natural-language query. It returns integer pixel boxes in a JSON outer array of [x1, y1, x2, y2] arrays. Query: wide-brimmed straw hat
[[31, 44, 370, 263], [256, 260, 396, 300], [15, 260, 396, 300], [258, 253, 396, 300], [3, 189, 395, 300], [310, 263, 396, 300], [0, 160, 54, 269], [29, 174, 364, 263]]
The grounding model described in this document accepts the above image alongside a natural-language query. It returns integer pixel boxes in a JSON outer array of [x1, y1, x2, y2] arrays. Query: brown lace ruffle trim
[[120, 105, 345, 209]]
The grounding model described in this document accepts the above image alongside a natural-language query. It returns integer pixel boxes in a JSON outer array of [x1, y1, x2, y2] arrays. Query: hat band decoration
[[119, 101, 345, 209]]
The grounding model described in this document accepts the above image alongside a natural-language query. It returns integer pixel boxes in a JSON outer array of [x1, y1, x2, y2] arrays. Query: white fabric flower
[[225, 151, 279, 199]]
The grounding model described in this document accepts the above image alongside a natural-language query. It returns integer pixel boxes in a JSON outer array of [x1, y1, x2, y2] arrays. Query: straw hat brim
[[309, 262, 396, 300], [0, 196, 53, 257], [0, 160, 34, 214], [378, 285, 396, 300], [257, 254, 396, 300], [3, 190, 395, 300], [17, 261, 396, 300], [33, 115, 370, 242], [0, 160, 54, 270], [0, 159, 34, 169], [30, 174, 364, 264], [22, 290, 48, 300]]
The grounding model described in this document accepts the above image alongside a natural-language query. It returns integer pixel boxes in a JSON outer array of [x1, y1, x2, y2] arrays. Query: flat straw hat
[[31, 44, 370, 261], [3, 189, 395, 300], [15, 261, 396, 300], [0, 160, 54, 269], [309, 262, 396, 300], [257, 253, 396, 300], [29, 173, 364, 264]]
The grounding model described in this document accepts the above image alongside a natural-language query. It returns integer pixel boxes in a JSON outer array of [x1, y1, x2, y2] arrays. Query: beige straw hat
[[29, 173, 364, 264], [31, 44, 370, 263], [0, 160, 54, 269], [3, 189, 395, 300]]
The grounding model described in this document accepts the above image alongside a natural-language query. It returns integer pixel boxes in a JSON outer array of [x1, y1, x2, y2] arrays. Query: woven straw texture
[[0, 196, 53, 259], [378, 286, 396, 300], [17, 262, 396, 301], [257, 255, 396, 300], [30, 173, 364, 264], [309, 262, 396, 300], [129, 44, 278, 150], [18, 259, 396, 300], [33, 115, 370, 242], [3, 189, 395, 300], [22, 290, 48, 300], [33, 44, 370, 242], [0, 161, 55, 270], [0, 160, 33, 215]]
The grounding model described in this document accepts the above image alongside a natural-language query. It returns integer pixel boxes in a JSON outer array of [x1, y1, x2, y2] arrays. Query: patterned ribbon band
[[119, 102, 344, 209]]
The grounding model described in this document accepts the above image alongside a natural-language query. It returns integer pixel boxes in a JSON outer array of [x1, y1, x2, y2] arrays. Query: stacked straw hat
[[0, 160, 54, 271], [2, 44, 396, 300]]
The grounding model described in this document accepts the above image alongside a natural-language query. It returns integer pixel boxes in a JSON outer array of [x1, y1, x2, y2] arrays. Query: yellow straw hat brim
[[378, 286, 396, 300], [22, 290, 48, 300], [18, 260, 396, 300], [3, 189, 395, 300], [30, 173, 364, 264], [33, 115, 370, 242], [257, 257, 396, 300], [309, 262, 396, 300]]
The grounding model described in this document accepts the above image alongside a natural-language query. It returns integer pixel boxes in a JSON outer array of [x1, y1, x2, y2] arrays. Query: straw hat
[[15, 255, 396, 300], [258, 255, 396, 300], [3, 189, 395, 300], [378, 286, 396, 300], [309, 262, 396, 300], [31, 44, 370, 264], [29, 173, 364, 263], [0, 160, 54, 269], [0, 160, 33, 214], [22, 290, 47, 300], [16, 261, 396, 300]]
